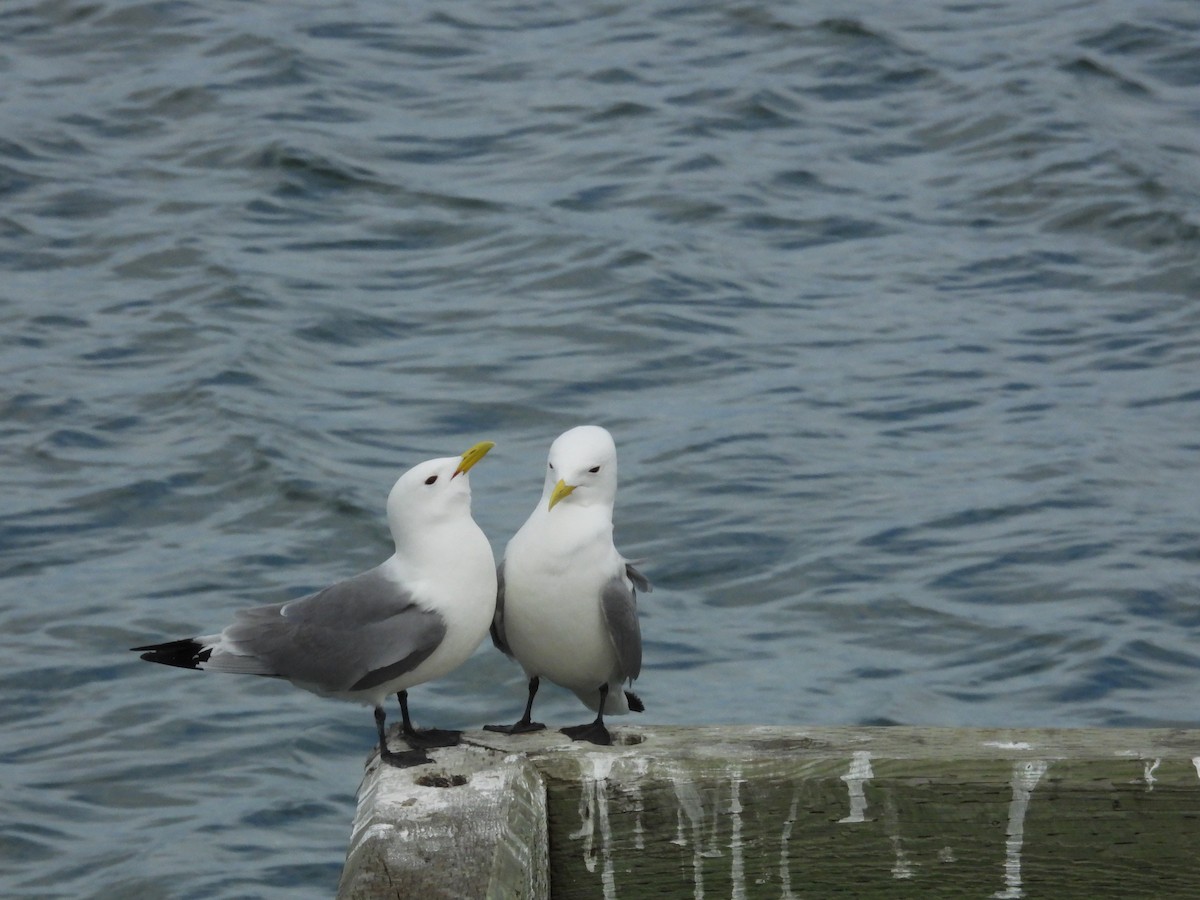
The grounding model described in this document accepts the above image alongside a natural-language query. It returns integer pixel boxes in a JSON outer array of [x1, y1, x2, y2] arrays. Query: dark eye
[[424, 475, 438, 485], [548, 462, 554, 470], [589, 466, 601, 473]]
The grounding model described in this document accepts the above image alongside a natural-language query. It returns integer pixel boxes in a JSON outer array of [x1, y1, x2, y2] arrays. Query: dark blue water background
[[3, 0, 1199, 896]]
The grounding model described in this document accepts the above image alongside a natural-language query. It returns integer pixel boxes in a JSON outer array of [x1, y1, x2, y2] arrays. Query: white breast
[[381, 518, 497, 691], [502, 509, 623, 691]]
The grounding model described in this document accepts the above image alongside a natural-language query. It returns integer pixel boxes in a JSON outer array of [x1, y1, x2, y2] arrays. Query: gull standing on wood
[[487, 425, 650, 745], [133, 441, 498, 768]]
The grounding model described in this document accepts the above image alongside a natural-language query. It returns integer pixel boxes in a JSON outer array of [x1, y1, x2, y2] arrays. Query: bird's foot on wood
[[483, 720, 546, 735], [402, 727, 462, 749], [379, 746, 433, 768], [560, 721, 611, 745]]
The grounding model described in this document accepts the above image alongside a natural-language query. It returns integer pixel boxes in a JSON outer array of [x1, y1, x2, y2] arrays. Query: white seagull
[[487, 425, 649, 745], [133, 441, 497, 768]]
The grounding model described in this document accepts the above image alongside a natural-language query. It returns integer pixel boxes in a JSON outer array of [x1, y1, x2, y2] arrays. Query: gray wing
[[213, 567, 446, 694], [625, 560, 652, 594], [601, 572, 643, 681], [489, 559, 512, 657]]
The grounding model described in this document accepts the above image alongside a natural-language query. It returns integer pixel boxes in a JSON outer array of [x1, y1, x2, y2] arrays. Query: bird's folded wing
[[214, 568, 447, 693], [489, 560, 513, 656], [624, 560, 652, 594], [601, 573, 642, 681]]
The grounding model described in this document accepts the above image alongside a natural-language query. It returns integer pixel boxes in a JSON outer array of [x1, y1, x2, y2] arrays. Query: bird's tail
[[131, 638, 212, 670], [584, 686, 647, 715]]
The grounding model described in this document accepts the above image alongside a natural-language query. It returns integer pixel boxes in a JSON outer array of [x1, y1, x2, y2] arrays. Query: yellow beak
[[453, 441, 495, 478], [547, 478, 576, 510]]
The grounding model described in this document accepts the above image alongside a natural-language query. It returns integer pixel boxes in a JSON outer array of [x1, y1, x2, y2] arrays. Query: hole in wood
[[416, 772, 469, 788], [612, 731, 645, 746]]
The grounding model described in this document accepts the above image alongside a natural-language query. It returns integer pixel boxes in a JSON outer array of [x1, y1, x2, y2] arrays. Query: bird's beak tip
[[454, 440, 495, 478], [547, 478, 576, 510]]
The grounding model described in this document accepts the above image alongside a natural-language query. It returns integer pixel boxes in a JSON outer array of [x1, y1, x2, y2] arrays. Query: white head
[[541, 425, 619, 512], [386, 441, 494, 546]]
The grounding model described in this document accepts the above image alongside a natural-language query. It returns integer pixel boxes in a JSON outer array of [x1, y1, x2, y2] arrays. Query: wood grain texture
[[343, 725, 1200, 898], [337, 741, 548, 900]]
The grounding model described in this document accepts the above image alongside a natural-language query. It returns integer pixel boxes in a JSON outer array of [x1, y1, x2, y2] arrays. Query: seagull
[[132, 441, 498, 768], [486, 425, 649, 745]]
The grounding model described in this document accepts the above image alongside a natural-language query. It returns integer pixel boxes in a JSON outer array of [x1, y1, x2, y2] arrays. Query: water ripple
[[2, 1, 1200, 897]]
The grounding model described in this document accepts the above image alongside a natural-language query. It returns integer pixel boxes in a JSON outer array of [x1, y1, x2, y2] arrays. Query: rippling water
[[3, 0, 1199, 896]]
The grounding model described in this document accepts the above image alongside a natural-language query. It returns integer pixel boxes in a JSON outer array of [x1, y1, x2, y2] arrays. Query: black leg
[[561, 683, 612, 745], [396, 690, 461, 749], [398, 689, 414, 732], [373, 704, 431, 768], [484, 676, 547, 735]]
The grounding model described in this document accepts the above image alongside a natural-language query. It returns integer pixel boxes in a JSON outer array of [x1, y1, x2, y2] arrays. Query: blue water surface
[[2, 0, 1199, 896]]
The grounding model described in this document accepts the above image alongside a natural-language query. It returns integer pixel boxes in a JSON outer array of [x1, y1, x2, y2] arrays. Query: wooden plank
[[342, 725, 1200, 899], [337, 741, 549, 900]]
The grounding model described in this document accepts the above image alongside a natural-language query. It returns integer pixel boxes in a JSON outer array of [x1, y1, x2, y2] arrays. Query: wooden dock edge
[[338, 725, 1200, 899], [337, 742, 549, 899]]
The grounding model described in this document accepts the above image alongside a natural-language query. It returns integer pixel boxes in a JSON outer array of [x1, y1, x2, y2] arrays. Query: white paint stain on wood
[[729, 769, 746, 900], [992, 759, 1049, 899], [779, 791, 800, 900], [667, 762, 710, 900], [839, 750, 873, 823], [571, 754, 617, 900], [629, 756, 649, 851]]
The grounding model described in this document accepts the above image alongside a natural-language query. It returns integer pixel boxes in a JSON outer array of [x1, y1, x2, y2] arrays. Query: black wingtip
[[132, 638, 212, 670], [625, 690, 645, 713]]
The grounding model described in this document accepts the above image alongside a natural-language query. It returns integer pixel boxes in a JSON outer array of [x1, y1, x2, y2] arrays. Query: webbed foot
[[483, 720, 546, 735], [560, 721, 611, 745], [402, 727, 462, 749]]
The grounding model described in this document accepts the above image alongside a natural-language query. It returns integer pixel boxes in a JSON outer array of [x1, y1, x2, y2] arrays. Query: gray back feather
[[489, 560, 512, 656], [216, 567, 446, 694], [601, 573, 643, 681], [625, 561, 652, 594]]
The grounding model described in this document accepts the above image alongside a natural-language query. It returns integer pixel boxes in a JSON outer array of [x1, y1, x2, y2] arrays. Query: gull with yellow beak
[[487, 426, 650, 745], [133, 441, 498, 768]]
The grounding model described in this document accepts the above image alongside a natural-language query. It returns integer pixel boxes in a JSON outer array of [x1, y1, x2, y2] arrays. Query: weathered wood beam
[[337, 743, 548, 900], [339, 726, 1200, 899]]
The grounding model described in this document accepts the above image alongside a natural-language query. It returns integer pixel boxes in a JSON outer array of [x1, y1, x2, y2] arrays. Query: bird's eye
[[548, 462, 554, 470], [424, 475, 438, 485], [589, 466, 601, 473]]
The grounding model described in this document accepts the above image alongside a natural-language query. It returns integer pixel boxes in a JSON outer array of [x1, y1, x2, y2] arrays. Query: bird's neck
[[389, 516, 475, 572], [526, 503, 614, 552]]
